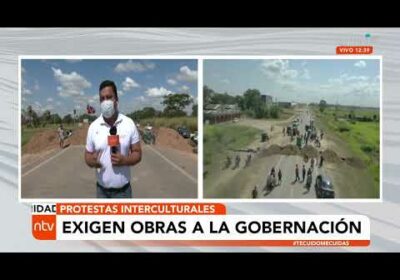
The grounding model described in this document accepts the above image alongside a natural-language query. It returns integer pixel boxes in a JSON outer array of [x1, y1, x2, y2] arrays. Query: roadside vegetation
[[313, 102, 380, 193]]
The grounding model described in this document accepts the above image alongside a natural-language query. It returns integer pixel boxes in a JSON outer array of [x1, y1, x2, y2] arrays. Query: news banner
[[31, 203, 370, 246]]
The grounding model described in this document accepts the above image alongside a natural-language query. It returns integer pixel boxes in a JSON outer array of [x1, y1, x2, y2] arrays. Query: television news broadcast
[[0, 28, 397, 253]]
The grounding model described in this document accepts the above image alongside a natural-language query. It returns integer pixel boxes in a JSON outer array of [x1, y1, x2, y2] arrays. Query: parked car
[[314, 174, 335, 198], [190, 131, 198, 145], [177, 126, 191, 138]]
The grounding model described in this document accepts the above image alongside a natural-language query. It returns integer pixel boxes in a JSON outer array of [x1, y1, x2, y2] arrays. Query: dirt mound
[[153, 127, 194, 153], [301, 145, 319, 159], [281, 144, 300, 155], [322, 149, 342, 163], [259, 144, 282, 157], [247, 140, 366, 170], [24, 125, 195, 155], [346, 157, 366, 168], [260, 144, 306, 157], [68, 125, 88, 146], [23, 125, 88, 154], [23, 130, 60, 154]]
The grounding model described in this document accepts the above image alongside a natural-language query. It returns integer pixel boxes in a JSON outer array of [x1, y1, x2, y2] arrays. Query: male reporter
[[85, 80, 142, 198]]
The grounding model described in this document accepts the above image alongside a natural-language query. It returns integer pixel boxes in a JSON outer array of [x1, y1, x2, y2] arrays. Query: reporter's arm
[[85, 149, 102, 168], [124, 142, 142, 166], [111, 143, 142, 166], [124, 121, 142, 166], [84, 124, 102, 168]]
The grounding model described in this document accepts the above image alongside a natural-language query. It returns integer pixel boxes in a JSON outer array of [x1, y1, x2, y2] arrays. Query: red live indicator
[[336, 46, 373, 55]]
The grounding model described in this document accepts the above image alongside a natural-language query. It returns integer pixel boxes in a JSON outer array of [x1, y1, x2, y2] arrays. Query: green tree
[[26, 105, 33, 127], [254, 106, 265, 119], [41, 110, 51, 127], [203, 85, 214, 106], [63, 114, 73, 124], [26, 105, 39, 127], [162, 93, 193, 117], [349, 110, 355, 120], [243, 89, 262, 111], [192, 104, 198, 117], [270, 105, 280, 119], [21, 108, 27, 125], [141, 107, 157, 118], [235, 95, 244, 110], [319, 100, 327, 113], [51, 114, 62, 124], [128, 107, 160, 121]]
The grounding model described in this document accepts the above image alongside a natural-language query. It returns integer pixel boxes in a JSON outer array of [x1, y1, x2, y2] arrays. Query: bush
[[204, 151, 212, 166], [338, 126, 350, 132], [361, 145, 374, 153], [244, 109, 255, 118], [337, 122, 351, 132], [138, 117, 197, 132], [214, 130, 224, 142], [254, 107, 265, 119], [270, 106, 279, 119]]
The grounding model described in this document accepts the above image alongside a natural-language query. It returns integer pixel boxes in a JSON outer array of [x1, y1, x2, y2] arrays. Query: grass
[[278, 108, 296, 120], [21, 129, 39, 147], [313, 106, 380, 193], [204, 124, 262, 168], [138, 117, 197, 132], [345, 121, 380, 193], [323, 106, 379, 120]]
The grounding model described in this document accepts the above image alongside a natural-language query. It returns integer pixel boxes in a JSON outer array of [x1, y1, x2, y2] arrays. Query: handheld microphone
[[108, 126, 119, 154]]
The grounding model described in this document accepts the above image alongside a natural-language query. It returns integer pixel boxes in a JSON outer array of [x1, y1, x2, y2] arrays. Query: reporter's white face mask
[[101, 100, 115, 119]]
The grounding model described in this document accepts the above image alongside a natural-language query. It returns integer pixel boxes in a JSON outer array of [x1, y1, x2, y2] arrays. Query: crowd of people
[[251, 152, 325, 198]]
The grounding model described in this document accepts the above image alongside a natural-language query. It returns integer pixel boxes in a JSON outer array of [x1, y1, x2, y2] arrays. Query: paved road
[[205, 107, 331, 199], [253, 108, 330, 199], [22, 145, 197, 199], [255, 154, 320, 199]]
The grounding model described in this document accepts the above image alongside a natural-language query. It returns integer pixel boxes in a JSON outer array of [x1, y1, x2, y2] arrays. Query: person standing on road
[[246, 153, 251, 167], [85, 80, 142, 198], [234, 154, 241, 169], [302, 165, 306, 182], [319, 154, 324, 167], [225, 155, 231, 169], [278, 169, 282, 185], [57, 124, 65, 148], [252, 186, 258, 198], [310, 157, 315, 170], [295, 164, 300, 182]]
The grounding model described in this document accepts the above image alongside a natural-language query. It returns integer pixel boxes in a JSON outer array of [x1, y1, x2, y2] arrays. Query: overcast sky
[[204, 59, 380, 108]]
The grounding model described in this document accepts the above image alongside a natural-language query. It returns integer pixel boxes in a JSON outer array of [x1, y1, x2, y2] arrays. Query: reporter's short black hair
[[99, 80, 118, 100]]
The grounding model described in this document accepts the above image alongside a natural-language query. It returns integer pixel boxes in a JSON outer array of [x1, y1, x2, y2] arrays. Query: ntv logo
[[337, 33, 375, 46]]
